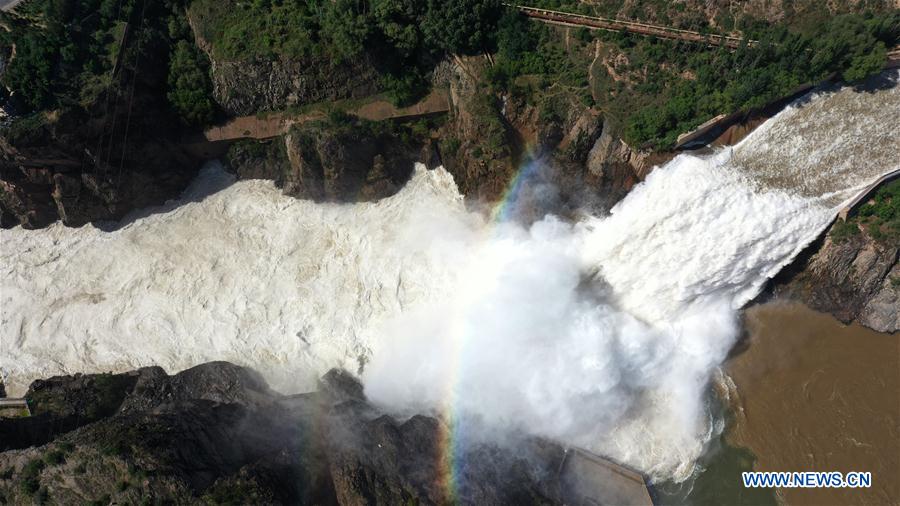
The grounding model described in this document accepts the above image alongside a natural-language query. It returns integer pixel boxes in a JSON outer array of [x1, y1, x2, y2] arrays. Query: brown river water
[[723, 302, 899, 506]]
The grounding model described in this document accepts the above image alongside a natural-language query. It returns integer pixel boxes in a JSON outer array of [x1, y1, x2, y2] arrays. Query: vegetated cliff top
[[3, 0, 897, 146]]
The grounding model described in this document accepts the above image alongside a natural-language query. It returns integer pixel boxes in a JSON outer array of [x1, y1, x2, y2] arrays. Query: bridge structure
[[514, 4, 752, 49]]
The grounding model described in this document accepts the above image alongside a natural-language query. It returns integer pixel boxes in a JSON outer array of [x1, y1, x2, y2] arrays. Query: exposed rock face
[[208, 56, 382, 116], [0, 106, 204, 229], [0, 362, 571, 505], [438, 57, 518, 203], [283, 124, 399, 202], [435, 56, 658, 218], [225, 118, 433, 203], [185, 5, 382, 117], [776, 226, 899, 333]]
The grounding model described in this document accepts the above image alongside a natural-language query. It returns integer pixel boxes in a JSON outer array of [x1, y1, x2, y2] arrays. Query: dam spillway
[[1, 72, 898, 482]]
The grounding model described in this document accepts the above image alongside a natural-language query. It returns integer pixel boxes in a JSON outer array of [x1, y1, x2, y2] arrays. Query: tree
[[422, 0, 502, 54], [372, 0, 424, 58], [167, 40, 215, 125], [321, 0, 372, 60], [3, 32, 58, 111], [843, 42, 886, 82]]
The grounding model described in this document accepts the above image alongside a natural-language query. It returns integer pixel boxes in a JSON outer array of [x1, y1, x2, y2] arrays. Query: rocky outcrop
[[776, 225, 899, 333], [207, 56, 382, 116], [437, 57, 518, 202], [435, 56, 658, 218], [0, 362, 578, 505], [0, 104, 204, 229], [226, 116, 438, 203], [185, 3, 382, 117]]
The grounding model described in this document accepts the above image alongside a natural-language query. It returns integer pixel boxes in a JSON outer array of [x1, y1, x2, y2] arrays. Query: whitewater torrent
[[1, 75, 898, 481]]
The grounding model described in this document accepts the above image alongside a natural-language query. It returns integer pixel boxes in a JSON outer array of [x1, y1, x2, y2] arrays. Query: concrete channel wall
[[839, 169, 900, 221]]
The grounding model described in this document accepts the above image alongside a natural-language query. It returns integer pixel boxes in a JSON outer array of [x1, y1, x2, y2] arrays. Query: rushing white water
[[1, 75, 898, 481]]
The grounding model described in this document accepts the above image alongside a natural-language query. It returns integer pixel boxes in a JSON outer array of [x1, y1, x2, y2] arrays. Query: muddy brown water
[[724, 302, 899, 506]]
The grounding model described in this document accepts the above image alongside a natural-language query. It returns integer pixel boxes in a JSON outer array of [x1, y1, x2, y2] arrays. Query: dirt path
[[204, 89, 451, 142]]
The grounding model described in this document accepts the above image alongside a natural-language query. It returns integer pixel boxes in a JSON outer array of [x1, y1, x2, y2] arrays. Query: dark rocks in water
[[118, 361, 277, 414], [0, 362, 603, 505]]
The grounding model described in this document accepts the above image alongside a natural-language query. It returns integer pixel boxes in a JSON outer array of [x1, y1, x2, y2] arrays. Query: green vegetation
[[189, 0, 502, 106], [1, 0, 215, 126], [621, 13, 899, 148], [201, 478, 273, 505], [831, 220, 862, 243], [508, 2, 898, 149], [44, 449, 66, 465], [90, 494, 112, 506], [3, 0, 896, 148], [167, 40, 216, 125], [20, 458, 45, 496], [855, 179, 900, 244], [191, 0, 500, 61], [488, 10, 589, 89], [26, 372, 133, 418], [832, 180, 900, 244], [165, 12, 216, 125]]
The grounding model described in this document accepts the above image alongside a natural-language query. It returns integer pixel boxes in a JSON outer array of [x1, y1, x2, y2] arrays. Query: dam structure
[[1, 73, 898, 484]]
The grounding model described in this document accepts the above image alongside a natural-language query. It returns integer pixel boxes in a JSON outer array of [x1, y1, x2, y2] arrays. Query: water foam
[[2, 74, 897, 481]]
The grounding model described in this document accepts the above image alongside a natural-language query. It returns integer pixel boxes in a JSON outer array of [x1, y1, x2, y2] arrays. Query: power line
[[116, 0, 148, 189]]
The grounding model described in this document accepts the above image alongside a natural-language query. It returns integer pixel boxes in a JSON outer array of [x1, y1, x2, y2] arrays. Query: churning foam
[[2, 74, 898, 481]]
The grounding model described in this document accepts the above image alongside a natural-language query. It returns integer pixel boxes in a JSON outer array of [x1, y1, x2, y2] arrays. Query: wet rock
[[0, 370, 139, 450], [777, 226, 899, 333], [1, 116, 203, 229], [227, 118, 422, 203], [119, 361, 278, 414], [0, 362, 574, 505]]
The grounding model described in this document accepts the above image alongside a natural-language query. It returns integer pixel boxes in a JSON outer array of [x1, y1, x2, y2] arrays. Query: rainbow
[[435, 152, 542, 502], [489, 155, 546, 224]]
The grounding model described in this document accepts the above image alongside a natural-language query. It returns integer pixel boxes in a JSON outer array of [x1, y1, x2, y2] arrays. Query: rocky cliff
[[225, 114, 441, 203], [0, 362, 576, 505], [0, 108, 204, 229], [221, 53, 659, 217], [775, 220, 899, 333], [205, 56, 382, 117], [186, 6, 382, 117]]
